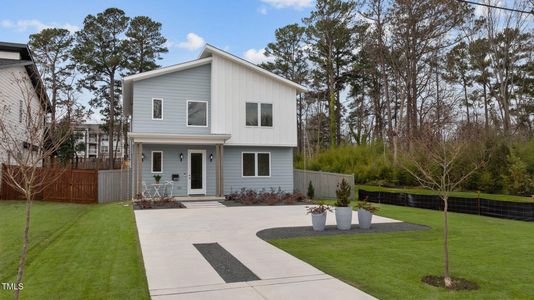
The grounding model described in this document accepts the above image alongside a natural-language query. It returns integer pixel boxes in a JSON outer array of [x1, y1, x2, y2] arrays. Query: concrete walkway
[[134, 205, 400, 299]]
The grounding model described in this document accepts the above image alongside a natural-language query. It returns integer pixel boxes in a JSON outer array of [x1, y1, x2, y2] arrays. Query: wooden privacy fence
[[1, 164, 98, 203], [294, 169, 354, 199], [98, 169, 131, 203]]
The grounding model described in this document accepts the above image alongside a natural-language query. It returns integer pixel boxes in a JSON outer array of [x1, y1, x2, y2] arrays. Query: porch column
[[135, 142, 143, 195], [215, 144, 224, 197]]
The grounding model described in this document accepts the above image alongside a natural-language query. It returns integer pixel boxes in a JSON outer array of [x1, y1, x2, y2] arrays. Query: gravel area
[[256, 222, 429, 241]]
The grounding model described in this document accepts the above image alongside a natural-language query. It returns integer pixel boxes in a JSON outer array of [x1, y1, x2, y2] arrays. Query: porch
[[129, 133, 231, 198]]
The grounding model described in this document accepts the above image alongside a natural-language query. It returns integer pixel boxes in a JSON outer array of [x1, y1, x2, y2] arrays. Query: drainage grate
[[193, 242, 260, 283]]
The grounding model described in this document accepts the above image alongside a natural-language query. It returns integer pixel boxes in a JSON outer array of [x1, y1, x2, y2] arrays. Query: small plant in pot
[[357, 198, 379, 229], [334, 178, 352, 230], [306, 203, 332, 231], [153, 174, 162, 184]]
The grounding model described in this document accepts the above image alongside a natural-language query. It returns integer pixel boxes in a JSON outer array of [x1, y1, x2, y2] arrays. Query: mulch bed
[[221, 200, 311, 207], [133, 200, 186, 210], [421, 275, 480, 291], [256, 222, 429, 240]]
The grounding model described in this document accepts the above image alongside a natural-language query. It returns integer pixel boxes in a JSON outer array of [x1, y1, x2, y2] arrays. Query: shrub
[[306, 203, 333, 214], [225, 188, 308, 205], [356, 197, 379, 213], [502, 153, 533, 195], [307, 181, 315, 199], [335, 178, 351, 207]]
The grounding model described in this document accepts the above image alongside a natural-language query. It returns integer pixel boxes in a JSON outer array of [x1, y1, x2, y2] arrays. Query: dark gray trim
[[193, 243, 260, 283]]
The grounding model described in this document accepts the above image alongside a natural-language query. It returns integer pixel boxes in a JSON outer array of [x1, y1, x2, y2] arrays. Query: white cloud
[[261, 0, 313, 9], [243, 48, 274, 65], [257, 7, 269, 15], [0, 19, 79, 32], [176, 33, 206, 51]]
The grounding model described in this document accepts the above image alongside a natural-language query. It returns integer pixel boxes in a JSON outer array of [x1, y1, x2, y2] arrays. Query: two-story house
[[123, 44, 306, 197]]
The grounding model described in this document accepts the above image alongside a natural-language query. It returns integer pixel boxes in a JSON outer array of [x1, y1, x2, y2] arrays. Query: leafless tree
[[400, 123, 484, 288], [0, 71, 71, 300]]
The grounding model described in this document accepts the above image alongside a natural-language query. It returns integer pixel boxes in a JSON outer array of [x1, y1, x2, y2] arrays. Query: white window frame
[[152, 98, 163, 120], [186, 100, 209, 127], [151, 151, 163, 174], [241, 152, 271, 178], [245, 102, 273, 128]]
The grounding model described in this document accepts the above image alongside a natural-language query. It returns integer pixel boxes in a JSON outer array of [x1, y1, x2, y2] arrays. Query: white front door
[[188, 149, 206, 195]]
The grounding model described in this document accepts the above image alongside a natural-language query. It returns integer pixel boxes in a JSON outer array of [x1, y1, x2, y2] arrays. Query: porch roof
[[128, 132, 231, 145]]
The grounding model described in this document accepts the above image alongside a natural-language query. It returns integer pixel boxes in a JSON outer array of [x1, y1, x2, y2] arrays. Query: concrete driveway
[[134, 204, 400, 299]]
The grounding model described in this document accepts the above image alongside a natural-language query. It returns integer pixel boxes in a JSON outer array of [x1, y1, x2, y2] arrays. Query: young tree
[[261, 23, 309, 152], [28, 28, 75, 129], [0, 72, 70, 300], [304, 0, 356, 146], [401, 125, 483, 288], [73, 8, 130, 168]]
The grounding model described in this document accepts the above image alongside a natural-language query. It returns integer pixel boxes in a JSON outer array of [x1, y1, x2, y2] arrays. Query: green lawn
[[271, 203, 534, 299], [358, 184, 534, 203], [0, 201, 149, 300]]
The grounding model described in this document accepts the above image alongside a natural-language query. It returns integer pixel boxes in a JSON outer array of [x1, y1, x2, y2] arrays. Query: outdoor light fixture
[[179, 153, 183, 162], [142, 153, 145, 162], [210, 153, 213, 162]]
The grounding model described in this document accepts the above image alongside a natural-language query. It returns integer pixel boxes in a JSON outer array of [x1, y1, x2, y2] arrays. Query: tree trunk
[[109, 72, 115, 170], [443, 194, 452, 288], [483, 83, 488, 134], [463, 77, 470, 125], [14, 194, 32, 300]]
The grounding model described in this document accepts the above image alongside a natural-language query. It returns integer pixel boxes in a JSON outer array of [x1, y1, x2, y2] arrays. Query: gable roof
[[122, 43, 308, 116], [0, 41, 51, 112], [199, 44, 307, 93]]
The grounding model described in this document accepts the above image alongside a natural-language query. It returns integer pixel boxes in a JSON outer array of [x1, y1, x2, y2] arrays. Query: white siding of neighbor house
[[0, 66, 43, 168], [210, 54, 298, 147]]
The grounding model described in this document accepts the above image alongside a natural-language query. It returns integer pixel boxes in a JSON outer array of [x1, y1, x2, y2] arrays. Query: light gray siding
[[132, 64, 211, 134], [223, 146, 293, 194], [137, 144, 217, 196]]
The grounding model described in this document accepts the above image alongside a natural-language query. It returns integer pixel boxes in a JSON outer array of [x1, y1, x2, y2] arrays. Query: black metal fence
[[359, 189, 534, 222]]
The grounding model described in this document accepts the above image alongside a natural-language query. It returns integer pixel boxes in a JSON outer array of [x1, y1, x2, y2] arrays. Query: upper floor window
[[101, 145, 109, 153], [187, 100, 208, 127], [152, 98, 163, 120], [245, 102, 272, 127]]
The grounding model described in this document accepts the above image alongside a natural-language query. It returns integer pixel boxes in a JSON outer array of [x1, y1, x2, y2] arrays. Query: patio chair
[[142, 182, 151, 198], [163, 181, 174, 197]]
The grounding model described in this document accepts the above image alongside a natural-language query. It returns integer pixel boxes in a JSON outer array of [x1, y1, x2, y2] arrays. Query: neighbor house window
[[245, 103, 272, 127], [187, 100, 208, 126], [152, 98, 163, 120], [242, 152, 271, 177], [101, 145, 109, 153], [152, 151, 163, 173]]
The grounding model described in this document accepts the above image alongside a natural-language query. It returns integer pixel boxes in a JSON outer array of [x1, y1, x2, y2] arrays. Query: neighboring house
[[0, 41, 49, 173], [74, 123, 124, 159], [123, 44, 307, 197]]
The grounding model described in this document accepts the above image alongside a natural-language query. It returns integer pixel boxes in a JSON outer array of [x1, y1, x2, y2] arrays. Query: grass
[[0, 201, 149, 300], [271, 203, 534, 299], [357, 184, 534, 203]]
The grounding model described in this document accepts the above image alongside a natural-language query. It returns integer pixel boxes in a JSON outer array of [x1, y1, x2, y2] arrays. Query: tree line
[[28, 8, 168, 167], [260, 0, 533, 161]]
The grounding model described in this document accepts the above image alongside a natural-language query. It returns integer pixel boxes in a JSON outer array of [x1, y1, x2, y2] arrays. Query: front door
[[188, 149, 206, 195]]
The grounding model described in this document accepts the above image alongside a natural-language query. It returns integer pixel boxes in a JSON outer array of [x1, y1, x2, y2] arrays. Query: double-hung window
[[187, 100, 208, 127], [152, 151, 163, 173], [242, 152, 271, 177], [245, 103, 272, 127], [152, 98, 163, 120]]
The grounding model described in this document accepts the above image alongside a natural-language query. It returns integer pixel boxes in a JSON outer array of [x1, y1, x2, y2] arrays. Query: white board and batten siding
[[210, 54, 298, 147]]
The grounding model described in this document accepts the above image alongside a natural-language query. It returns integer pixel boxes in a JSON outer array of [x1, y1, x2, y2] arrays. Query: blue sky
[[1, 0, 313, 65]]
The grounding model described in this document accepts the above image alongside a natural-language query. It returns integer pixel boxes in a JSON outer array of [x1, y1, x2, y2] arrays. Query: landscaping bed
[[224, 188, 310, 206]]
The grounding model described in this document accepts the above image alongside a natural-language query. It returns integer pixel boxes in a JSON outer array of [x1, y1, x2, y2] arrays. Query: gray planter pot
[[358, 209, 373, 229], [335, 206, 353, 230], [311, 212, 327, 231]]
